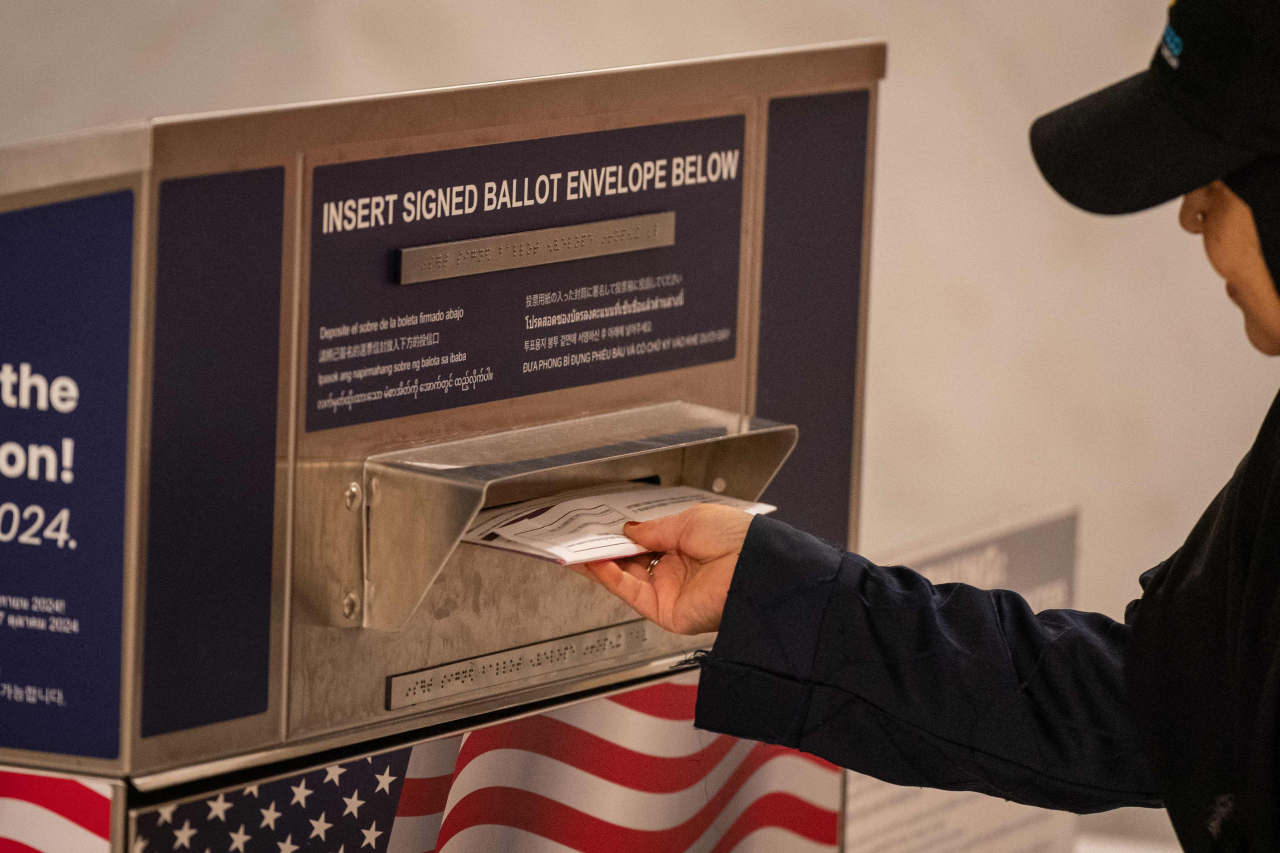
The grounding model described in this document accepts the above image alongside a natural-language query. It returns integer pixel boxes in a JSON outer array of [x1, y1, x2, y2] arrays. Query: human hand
[[569, 503, 753, 635]]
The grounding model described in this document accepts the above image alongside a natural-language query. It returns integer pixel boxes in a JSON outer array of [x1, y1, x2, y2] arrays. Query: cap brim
[[1031, 70, 1259, 214]]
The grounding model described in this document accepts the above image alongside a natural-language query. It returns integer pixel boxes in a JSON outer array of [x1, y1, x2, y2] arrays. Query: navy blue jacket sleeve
[[694, 515, 1162, 813]]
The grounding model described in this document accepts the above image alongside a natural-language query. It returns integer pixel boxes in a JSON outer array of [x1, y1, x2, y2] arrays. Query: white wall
[[3, 2, 1268, 836]]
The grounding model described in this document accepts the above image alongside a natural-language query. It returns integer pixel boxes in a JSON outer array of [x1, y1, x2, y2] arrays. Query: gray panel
[[908, 512, 1077, 608]]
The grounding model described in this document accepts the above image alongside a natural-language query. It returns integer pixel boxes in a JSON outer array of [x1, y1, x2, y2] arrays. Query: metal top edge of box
[[0, 38, 886, 199], [0, 121, 151, 199]]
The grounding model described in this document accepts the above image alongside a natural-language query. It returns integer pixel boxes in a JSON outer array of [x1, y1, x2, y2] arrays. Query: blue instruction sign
[[0, 191, 133, 758], [307, 116, 744, 431]]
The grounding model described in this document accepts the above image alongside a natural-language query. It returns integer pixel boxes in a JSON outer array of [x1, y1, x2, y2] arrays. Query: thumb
[[623, 513, 688, 553]]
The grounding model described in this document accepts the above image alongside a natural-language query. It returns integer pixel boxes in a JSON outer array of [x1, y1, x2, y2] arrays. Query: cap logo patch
[[1160, 24, 1184, 68]]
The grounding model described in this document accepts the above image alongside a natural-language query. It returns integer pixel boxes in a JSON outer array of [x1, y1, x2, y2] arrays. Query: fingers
[[582, 559, 660, 624], [614, 554, 654, 577], [624, 504, 753, 561], [622, 513, 688, 553]]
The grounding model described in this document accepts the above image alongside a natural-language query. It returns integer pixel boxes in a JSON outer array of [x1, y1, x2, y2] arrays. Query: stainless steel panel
[[361, 460, 483, 632], [290, 461, 364, 626], [398, 211, 676, 284], [289, 539, 675, 738]]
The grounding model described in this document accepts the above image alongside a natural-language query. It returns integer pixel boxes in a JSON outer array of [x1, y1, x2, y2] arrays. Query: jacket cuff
[[693, 515, 844, 741], [705, 514, 845, 680], [695, 657, 811, 746]]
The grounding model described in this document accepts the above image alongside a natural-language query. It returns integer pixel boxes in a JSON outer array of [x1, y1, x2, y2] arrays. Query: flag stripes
[[448, 714, 740, 793], [387, 738, 463, 853], [0, 770, 111, 839], [432, 672, 840, 852], [129, 669, 841, 853], [395, 775, 454, 817], [0, 796, 110, 853], [605, 680, 700, 719], [0, 768, 111, 853]]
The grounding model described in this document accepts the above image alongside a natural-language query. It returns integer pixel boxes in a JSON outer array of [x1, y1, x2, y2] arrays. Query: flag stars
[[342, 789, 365, 818], [260, 800, 282, 830], [309, 810, 333, 841], [139, 757, 414, 853], [228, 824, 251, 853], [206, 792, 233, 822], [290, 777, 313, 808], [171, 819, 197, 850], [374, 767, 397, 794]]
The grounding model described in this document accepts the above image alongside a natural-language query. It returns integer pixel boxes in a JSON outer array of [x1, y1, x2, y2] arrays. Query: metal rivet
[[711, 477, 727, 494], [344, 482, 362, 510], [342, 593, 359, 620]]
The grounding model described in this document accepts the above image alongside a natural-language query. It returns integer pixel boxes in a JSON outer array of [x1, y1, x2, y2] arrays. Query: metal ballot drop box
[[0, 41, 881, 844]]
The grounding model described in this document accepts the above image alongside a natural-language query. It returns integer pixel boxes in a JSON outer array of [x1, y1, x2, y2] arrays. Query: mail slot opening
[[478, 473, 663, 512], [351, 401, 796, 632]]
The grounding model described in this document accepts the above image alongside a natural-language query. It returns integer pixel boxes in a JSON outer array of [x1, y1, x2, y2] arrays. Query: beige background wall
[[5, 0, 1267, 843]]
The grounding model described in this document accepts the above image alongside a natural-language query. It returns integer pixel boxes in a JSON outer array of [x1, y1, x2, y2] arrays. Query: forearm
[[694, 515, 1162, 813]]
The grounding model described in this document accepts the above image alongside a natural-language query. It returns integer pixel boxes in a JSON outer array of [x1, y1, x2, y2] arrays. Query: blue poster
[[0, 191, 133, 758]]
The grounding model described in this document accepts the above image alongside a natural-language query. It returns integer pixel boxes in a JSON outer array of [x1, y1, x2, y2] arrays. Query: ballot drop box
[[0, 41, 882, 851]]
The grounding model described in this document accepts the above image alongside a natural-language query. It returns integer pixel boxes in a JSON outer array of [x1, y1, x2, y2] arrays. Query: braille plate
[[386, 619, 655, 710], [397, 211, 675, 284]]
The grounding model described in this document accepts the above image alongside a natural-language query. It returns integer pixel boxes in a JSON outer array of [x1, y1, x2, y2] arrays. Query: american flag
[[0, 766, 113, 853], [133, 671, 841, 852], [132, 749, 414, 853]]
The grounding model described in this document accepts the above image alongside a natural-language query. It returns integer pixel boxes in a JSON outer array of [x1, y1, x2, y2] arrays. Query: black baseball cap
[[1030, 0, 1280, 215]]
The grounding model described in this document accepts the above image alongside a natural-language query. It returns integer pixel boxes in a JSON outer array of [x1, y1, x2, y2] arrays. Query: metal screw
[[711, 477, 727, 494], [342, 593, 359, 620], [344, 482, 362, 510]]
